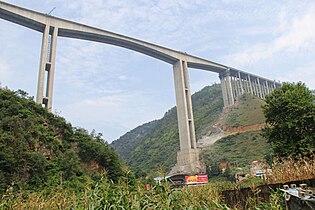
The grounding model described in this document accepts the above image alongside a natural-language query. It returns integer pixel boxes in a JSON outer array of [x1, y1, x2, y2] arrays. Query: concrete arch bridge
[[0, 1, 281, 175]]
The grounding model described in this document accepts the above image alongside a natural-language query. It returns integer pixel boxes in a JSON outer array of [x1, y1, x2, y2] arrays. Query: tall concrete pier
[[0, 1, 281, 176], [37, 25, 58, 111], [169, 60, 205, 175]]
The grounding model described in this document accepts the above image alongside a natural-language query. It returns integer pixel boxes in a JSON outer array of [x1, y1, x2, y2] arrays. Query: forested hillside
[[112, 84, 270, 177], [111, 120, 160, 160], [0, 87, 124, 193], [111, 84, 224, 175], [202, 131, 270, 177], [200, 94, 270, 178]]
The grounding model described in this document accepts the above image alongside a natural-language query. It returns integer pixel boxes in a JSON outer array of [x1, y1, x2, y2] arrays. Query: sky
[[1, 0, 315, 142]]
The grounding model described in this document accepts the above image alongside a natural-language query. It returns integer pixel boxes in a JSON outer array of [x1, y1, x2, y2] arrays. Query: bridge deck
[[0, 0, 278, 84]]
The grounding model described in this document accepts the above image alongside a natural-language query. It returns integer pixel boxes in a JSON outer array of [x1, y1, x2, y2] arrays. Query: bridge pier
[[266, 82, 270, 94], [238, 71, 244, 95], [219, 70, 280, 107], [219, 73, 229, 107], [169, 60, 205, 175], [36, 24, 58, 111]]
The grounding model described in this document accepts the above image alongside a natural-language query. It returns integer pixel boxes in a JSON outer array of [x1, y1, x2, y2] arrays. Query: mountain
[[111, 120, 160, 160], [201, 131, 270, 176], [111, 84, 224, 175], [0, 87, 124, 193], [111, 84, 270, 176], [221, 94, 266, 132], [200, 93, 270, 173]]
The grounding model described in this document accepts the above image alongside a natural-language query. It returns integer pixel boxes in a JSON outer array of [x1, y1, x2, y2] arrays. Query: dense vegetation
[[202, 131, 270, 178], [222, 93, 265, 128], [0, 170, 277, 209], [263, 82, 315, 158], [201, 93, 269, 180], [112, 84, 271, 178], [4, 154, 314, 209], [3, 140, 315, 209], [110, 120, 160, 160], [112, 84, 224, 175], [0, 87, 124, 193], [1, 82, 314, 209]]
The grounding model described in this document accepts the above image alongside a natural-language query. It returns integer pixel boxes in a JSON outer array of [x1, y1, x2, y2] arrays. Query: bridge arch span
[[0, 1, 281, 176], [0, 1, 226, 71]]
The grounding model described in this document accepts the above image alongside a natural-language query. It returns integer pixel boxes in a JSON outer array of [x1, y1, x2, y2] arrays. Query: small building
[[250, 160, 272, 179]]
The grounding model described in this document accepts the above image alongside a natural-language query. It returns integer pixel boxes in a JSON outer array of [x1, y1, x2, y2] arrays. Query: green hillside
[[112, 84, 270, 177], [202, 131, 270, 171], [222, 94, 266, 128], [111, 84, 224, 175], [202, 94, 270, 177], [0, 88, 124, 193], [111, 120, 160, 160]]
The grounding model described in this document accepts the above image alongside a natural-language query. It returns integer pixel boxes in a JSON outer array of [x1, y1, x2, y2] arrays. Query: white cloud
[[279, 62, 315, 90], [274, 7, 315, 52], [225, 5, 315, 67], [118, 75, 127, 81]]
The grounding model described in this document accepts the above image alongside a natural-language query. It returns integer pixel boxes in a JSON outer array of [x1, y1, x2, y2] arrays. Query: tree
[[0, 87, 125, 192], [262, 82, 315, 157]]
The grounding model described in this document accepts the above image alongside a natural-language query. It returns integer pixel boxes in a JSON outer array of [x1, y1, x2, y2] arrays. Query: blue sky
[[1, 0, 315, 142]]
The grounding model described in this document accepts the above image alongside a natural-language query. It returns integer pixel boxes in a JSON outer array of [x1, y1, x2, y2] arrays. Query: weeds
[[1, 155, 315, 209], [0, 178, 227, 210], [267, 154, 315, 184]]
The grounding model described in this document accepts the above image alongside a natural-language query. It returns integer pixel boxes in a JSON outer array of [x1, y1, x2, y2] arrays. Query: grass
[[0, 177, 281, 210], [1, 155, 315, 209], [202, 131, 270, 167], [223, 94, 266, 127], [266, 154, 315, 184], [0, 179, 229, 210]]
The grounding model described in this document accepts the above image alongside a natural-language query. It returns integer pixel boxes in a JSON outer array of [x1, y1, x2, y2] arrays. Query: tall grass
[[0, 177, 230, 210], [267, 154, 315, 184], [1, 155, 314, 209]]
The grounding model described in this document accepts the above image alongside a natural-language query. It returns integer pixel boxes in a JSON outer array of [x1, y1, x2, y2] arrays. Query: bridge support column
[[262, 80, 267, 97], [226, 69, 235, 106], [169, 60, 205, 175], [253, 78, 258, 97], [257, 78, 263, 99], [265, 81, 270, 95], [271, 81, 276, 92], [238, 71, 244, 95], [219, 69, 237, 107], [233, 76, 239, 98], [236, 76, 241, 97], [245, 75, 250, 93], [219, 73, 229, 107], [248, 75, 254, 95], [36, 25, 58, 111]]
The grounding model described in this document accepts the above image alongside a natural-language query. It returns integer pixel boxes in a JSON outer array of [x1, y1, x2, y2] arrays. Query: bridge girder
[[0, 1, 282, 175]]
